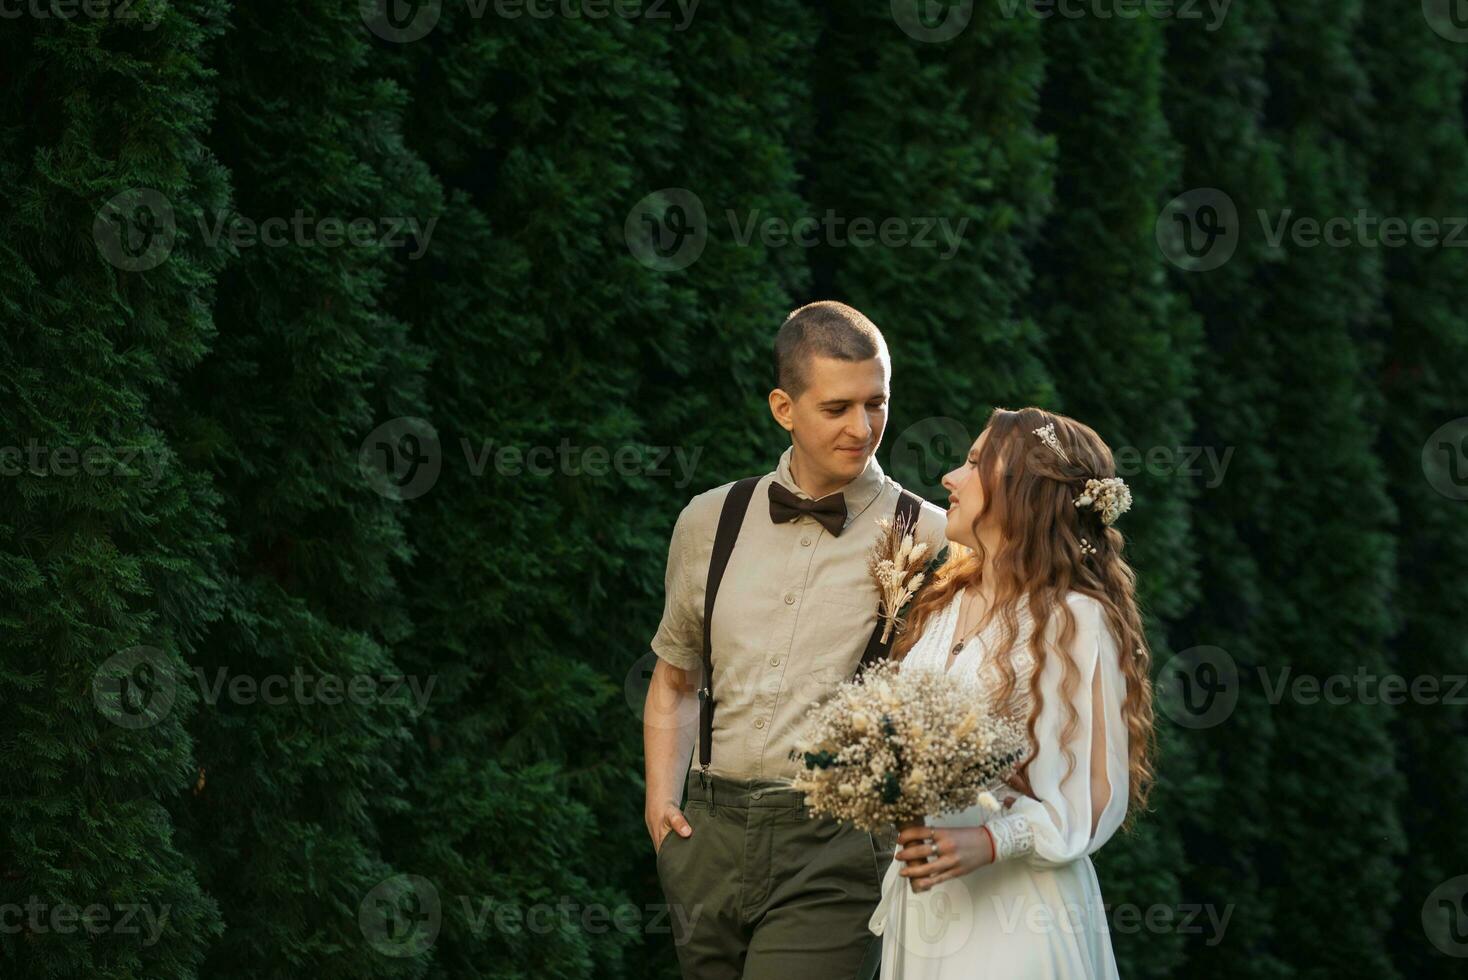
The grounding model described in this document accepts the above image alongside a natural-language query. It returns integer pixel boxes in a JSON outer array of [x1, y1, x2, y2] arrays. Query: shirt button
[[752, 790, 764, 800], [784, 593, 795, 605], [801, 536, 811, 547], [755, 718, 766, 729], [771, 657, 781, 666]]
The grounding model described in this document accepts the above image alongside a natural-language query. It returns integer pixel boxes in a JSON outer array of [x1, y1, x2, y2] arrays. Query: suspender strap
[[698, 481, 925, 774], [699, 476, 761, 773], [855, 490, 924, 676]]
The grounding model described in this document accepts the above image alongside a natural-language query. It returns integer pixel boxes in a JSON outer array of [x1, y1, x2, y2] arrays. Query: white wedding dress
[[868, 590, 1129, 979]]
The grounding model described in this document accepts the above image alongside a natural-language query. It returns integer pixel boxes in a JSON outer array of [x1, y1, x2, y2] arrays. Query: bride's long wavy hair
[[893, 407, 1157, 830]]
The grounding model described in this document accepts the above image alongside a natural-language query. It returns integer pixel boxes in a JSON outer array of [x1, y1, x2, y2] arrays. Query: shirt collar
[[773, 445, 887, 528]]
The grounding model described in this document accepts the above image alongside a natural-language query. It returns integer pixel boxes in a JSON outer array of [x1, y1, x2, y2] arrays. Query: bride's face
[[942, 430, 995, 550]]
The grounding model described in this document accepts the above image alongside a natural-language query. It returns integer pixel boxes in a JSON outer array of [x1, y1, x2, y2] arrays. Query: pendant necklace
[[949, 588, 991, 663]]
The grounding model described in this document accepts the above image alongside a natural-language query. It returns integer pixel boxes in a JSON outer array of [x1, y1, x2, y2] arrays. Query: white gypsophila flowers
[[1074, 477, 1133, 526], [785, 659, 1030, 832], [1032, 422, 1071, 464]]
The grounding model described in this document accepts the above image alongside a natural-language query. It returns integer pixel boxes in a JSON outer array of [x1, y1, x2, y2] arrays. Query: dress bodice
[[901, 590, 1038, 719]]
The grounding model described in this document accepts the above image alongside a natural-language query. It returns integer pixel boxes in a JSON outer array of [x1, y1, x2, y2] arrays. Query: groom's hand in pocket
[[647, 799, 693, 854]]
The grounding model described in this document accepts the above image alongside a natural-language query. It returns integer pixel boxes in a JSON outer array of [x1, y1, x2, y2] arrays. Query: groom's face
[[783, 355, 890, 486]]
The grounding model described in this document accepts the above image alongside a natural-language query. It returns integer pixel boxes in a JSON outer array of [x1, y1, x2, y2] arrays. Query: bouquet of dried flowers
[[786, 659, 1030, 833]]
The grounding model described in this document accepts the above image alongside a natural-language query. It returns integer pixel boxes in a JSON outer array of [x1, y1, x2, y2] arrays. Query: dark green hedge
[[1, 3, 1464, 978]]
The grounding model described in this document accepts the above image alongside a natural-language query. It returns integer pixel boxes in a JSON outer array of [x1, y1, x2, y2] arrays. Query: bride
[[868, 407, 1156, 978]]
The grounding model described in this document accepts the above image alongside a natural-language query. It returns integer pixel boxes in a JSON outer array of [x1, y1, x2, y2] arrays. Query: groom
[[643, 301, 948, 979]]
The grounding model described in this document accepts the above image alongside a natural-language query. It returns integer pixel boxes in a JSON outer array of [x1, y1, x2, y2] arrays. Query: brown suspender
[[697, 476, 761, 775], [697, 477, 923, 775]]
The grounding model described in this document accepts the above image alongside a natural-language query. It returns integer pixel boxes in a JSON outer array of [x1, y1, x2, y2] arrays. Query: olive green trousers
[[655, 770, 893, 980]]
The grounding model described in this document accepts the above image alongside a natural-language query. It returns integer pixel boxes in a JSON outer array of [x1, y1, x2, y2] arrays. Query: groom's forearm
[[643, 657, 699, 810]]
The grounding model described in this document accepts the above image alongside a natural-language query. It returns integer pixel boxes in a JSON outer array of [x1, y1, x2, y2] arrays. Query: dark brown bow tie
[[768, 482, 847, 536]]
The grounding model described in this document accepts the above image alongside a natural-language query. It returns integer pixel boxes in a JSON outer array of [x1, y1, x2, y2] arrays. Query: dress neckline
[[939, 589, 1033, 676]]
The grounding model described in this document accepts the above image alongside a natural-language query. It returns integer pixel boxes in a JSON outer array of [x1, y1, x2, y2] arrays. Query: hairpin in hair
[[1079, 537, 1098, 558], [1032, 422, 1071, 464]]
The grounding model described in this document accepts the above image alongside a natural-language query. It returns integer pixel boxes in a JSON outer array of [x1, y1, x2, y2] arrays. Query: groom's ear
[[768, 388, 796, 433]]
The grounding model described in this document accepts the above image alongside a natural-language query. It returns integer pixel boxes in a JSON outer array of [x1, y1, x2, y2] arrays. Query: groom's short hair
[[774, 301, 889, 398]]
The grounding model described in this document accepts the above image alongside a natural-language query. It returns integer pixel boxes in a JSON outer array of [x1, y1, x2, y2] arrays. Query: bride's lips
[[835, 446, 866, 456]]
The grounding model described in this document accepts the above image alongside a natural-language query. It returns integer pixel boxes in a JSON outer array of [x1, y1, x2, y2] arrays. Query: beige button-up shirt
[[651, 446, 949, 781]]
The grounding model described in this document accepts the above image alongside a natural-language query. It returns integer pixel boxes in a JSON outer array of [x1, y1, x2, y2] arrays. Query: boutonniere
[[867, 514, 934, 643]]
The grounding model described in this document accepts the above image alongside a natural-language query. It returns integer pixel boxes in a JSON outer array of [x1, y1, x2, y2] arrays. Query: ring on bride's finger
[[931, 840, 940, 857]]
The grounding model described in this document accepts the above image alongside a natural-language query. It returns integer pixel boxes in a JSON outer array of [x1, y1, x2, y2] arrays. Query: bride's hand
[[895, 822, 995, 893]]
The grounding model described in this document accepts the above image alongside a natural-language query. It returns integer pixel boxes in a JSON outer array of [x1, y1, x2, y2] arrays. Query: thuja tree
[[372, 7, 692, 978], [1028, 12, 1198, 978], [1357, 6, 1468, 976], [1161, 3, 1291, 977], [626, 9, 819, 968], [805, 0, 1056, 497], [163, 3, 439, 978], [0, 4, 230, 978], [1255, 1, 1403, 976]]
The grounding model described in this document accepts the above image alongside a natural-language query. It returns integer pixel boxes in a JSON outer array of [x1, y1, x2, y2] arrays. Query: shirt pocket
[[783, 593, 877, 700]]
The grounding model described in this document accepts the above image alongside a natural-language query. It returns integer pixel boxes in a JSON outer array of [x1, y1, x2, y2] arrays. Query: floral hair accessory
[[1074, 477, 1132, 526], [1031, 422, 1070, 464]]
